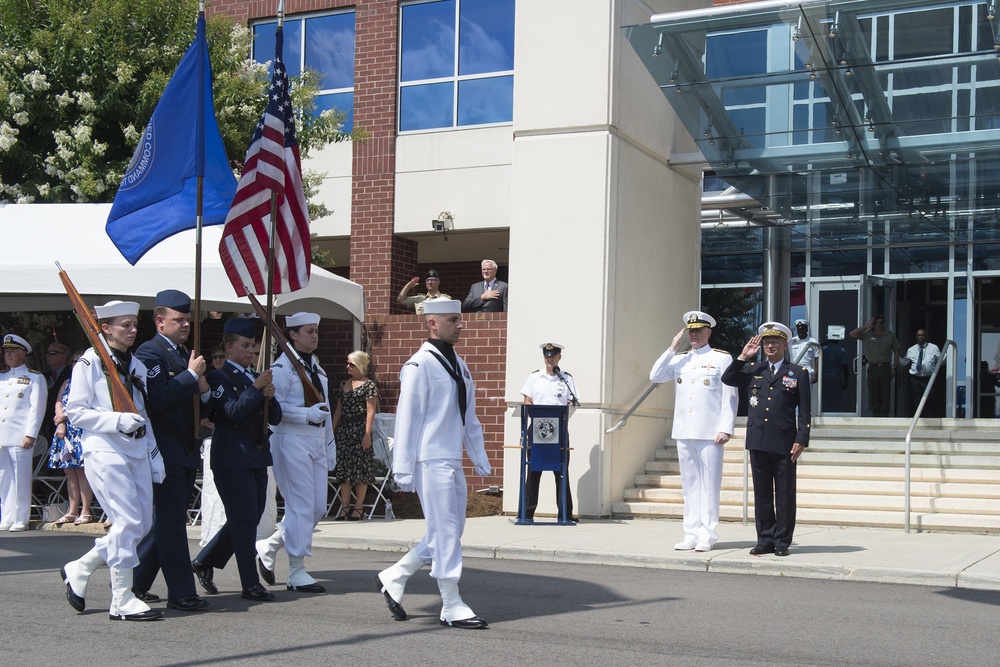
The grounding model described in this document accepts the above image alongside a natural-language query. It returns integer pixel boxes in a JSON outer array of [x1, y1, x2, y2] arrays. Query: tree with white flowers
[[0, 0, 358, 214]]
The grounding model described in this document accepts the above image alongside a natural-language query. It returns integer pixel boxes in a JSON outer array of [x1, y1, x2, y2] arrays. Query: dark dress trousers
[[721, 359, 811, 550], [462, 279, 509, 312], [194, 363, 281, 589], [133, 335, 205, 601]]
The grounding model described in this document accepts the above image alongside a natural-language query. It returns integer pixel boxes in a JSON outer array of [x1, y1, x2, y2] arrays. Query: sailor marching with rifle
[[60, 293, 166, 622], [255, 311, 334, 593]]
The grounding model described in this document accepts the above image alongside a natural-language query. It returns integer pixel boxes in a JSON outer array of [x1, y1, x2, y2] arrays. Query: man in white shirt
[[789, 319, 819, 384], [902, 329, 941, 417]]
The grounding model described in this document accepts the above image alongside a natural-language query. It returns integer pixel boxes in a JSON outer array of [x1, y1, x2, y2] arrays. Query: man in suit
[[721, 322, 810, 557], [377, 299, 491, 629], [42, 342, 72, 442], [192, 318, 281, 602], [462, 259, 508, 312], [132, 290, 211, 611]]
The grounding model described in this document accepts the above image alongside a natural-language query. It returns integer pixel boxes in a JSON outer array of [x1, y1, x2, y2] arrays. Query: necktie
[[770, 364, 776, 378], [308, 362, 325, 400], [916, 345, 924, 375]]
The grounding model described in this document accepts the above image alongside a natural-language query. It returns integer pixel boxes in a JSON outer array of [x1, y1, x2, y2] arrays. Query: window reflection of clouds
[[400, 82, 454, 131], [313, 91, 353, 132], [306, 15, 355, 90], [458, 76, 513, 125], [401, 1, 455, 81], [459, 0, 514, 75], [253, 20, 302, 78]]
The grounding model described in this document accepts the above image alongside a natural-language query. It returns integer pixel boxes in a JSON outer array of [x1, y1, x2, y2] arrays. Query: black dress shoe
[[440, 616, 489, 629], [60, 567, 85, 612], [191, 560, 218, 595], [109, 609, 163, 621], [241, 583, 276, 601], [132, 588, 160, 602], [774, 548, 790, 557], [167, 594, 210, 611], [749, 545, 775, 555], [257, 557, 276, 586], [287, 582, 325, 593], [379, 579, 407, 621]]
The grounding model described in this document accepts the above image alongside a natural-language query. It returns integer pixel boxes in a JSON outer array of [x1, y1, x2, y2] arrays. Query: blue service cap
[[155, 289, 191, 313], [224, 318, 257, 339]]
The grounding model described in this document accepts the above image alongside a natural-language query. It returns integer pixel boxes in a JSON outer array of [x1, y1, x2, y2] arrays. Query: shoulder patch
[[212, 385, 225, 399], [147, 365, 162, 378], [272, 363, 284, 369], [403, 361, 419, 368], [80, 358, 91, 367]]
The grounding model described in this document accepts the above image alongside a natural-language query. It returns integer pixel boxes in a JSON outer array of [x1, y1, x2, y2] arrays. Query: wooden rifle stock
[[245, 292, 325, 407], [55, 262, 137, 414]]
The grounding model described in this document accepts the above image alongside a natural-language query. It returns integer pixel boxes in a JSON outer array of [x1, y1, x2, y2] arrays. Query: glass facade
[[399, 0, 515, 132], [627, 0, 1000, 416], [253, 12, 356, 131]]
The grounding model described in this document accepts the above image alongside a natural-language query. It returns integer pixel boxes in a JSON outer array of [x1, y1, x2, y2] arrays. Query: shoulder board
[[562, 371, 573, 376], [678, 350, 690, 355], [799, 365, 809, 372], [713, 348, 732, 355], [28, 369, 43, 375], [530, 369, 540, 374]]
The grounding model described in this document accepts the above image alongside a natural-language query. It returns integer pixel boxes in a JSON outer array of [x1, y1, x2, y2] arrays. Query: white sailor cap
[[683, 310, 716, 329], [94, 300, 140, 320], [759, 322, 793, 340], [286, 312, 320, 328], [794, 319, 809, 327], [423, 299, 460, 315], [2, 333, 31, 354]]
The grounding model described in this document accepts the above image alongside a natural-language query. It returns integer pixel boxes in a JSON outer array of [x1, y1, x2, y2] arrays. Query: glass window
[[253, 12, 355, 132], [811, 249, 866, 277], [400, 0, 515, 131]]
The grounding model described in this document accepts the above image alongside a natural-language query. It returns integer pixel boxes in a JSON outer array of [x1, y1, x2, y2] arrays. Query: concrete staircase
[[612, 417, 1000, 533]]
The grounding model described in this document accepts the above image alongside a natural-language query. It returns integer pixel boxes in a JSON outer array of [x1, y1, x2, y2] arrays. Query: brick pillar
[[351, 0, 412, 317]]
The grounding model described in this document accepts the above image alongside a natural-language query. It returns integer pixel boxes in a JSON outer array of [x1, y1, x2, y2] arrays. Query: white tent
[[0, 203, 364, 322]]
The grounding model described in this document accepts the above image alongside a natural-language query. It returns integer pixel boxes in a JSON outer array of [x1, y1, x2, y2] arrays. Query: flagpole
[[192, 1, 207, 437]]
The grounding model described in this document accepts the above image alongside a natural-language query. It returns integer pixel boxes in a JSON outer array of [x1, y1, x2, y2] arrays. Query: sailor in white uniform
[[255, 312, 333, 593], [62, 300, 165, 621], [649, 311, 737, 553], [0, 334, 47, 531], [377, 298, 491, 629]]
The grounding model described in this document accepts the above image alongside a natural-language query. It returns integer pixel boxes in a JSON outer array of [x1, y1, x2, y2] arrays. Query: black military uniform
[[721, 322, 810, 556]]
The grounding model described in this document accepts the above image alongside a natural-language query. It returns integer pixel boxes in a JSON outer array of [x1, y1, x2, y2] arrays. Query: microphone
[[552, 366, 579, 406], [553, 365, 561, 373]]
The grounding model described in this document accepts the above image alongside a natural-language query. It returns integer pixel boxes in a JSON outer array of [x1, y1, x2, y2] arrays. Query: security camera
[[431, 219, 446, 232], [431, 211, 454, 240]]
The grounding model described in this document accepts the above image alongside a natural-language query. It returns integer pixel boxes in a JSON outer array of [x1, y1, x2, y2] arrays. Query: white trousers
[[413, 459, 467, 581], [270, 433, 328, 558], [676, 439, 724, 546], [84, 450, 152, 569], [0, 445, 32, 525]]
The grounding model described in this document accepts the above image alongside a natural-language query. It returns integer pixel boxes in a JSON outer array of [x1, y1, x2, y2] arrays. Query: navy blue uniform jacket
[[207, 363, 281, 470], [136, 336, 203, 469], [721, 359, 811, 454]]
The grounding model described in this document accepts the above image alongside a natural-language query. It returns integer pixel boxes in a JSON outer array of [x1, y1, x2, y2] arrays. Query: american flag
[[220, 24, 310, 297]]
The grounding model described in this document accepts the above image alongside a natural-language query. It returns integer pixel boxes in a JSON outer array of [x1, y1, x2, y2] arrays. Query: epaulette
[[714, 348, 732, 355], [530, 369, 540, 374], [562, 371, 573, 376], [678, 350, 690, 355], [28, 369, 43, 375]]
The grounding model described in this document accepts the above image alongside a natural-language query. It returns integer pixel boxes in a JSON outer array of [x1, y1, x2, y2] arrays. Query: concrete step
[[628, 477, 1000, 500], [639, 466, 1000, 487], [611, 502, 1000, 532]]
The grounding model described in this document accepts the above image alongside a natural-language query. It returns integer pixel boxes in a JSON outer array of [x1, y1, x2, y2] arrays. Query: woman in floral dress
[[47, 350, 94, 525], [331, 351, 379, 520]]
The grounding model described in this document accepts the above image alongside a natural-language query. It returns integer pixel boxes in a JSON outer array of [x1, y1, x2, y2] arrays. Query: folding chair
[[364, 413, 395, 520], [31, 453, 67, 521]]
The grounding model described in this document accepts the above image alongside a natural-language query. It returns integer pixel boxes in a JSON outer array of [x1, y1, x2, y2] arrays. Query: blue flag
[[106, 14, 237, 265]]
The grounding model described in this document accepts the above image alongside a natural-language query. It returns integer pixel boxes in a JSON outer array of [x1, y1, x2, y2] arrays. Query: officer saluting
[[0, 334, 47, 532], [721, 322, 810, 557], [649, 311, 737, 552], [377, 299, 491, 629]]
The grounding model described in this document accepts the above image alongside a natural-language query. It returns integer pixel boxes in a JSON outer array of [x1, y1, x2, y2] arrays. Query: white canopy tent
[[0, 204, 364, 325]]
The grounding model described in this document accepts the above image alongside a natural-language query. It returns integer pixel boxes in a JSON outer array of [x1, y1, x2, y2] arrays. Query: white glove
[[474, 461, 491, 477], [325, 439, 337, 472], [149, 449, 166, 484], [394, 473, 414, 493], [117, 413, 146, 434], [306, 403, 329, 424]]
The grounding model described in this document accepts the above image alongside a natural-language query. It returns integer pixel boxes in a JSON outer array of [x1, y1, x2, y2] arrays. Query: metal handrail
[[605, 382, 660, 433], [904, 338, 956, 533]]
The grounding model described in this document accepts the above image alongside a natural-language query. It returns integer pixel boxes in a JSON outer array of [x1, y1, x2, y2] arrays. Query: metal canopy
[[626, 0, 1000, 240]]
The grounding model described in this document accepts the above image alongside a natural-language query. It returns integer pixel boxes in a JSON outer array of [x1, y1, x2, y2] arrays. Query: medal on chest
[[749, 385, 759, 408]]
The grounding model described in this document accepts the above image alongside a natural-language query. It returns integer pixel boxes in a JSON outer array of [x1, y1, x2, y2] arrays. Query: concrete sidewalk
[[296, 516, 1000, 591]]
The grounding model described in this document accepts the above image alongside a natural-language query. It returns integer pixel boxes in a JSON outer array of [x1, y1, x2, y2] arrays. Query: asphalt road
[[2, 531, 998, 666]]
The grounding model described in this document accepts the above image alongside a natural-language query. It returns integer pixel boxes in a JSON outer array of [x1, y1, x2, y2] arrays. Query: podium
[[515, 404, 573, 525]]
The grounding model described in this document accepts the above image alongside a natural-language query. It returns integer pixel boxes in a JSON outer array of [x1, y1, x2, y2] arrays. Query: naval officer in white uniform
[[0, 334, 47, 531], [62, 300, 165, 621], [255, 312, 333, 593], [650, 311, 737, 552], [377, 298, 491, 629]]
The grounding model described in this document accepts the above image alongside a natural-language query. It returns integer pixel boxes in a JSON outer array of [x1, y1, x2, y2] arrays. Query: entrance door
[[810, 280, 862, 415]]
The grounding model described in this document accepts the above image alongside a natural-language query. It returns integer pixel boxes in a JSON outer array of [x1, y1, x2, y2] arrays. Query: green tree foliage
[[701, 287, 762, 357], [0, 0, 360, 207]]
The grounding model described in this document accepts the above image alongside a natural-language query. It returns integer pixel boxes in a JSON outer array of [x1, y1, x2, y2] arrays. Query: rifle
[[55, 262, 137, 414], [244, 291, 325, 407]]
